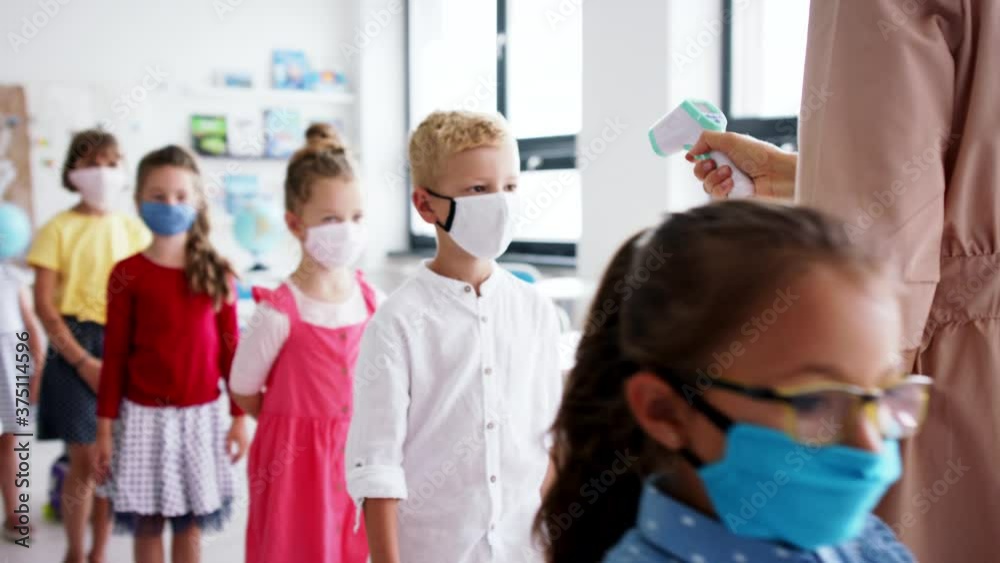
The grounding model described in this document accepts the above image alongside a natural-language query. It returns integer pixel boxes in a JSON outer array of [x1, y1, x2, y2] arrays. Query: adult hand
[[685, 130, 798, 200]]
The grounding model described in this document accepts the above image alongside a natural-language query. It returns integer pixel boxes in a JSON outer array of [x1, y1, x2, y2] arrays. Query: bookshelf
[[178, 85, 356, 106]]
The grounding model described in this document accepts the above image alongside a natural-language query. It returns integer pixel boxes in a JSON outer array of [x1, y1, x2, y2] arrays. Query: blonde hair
[[285, 124, 355, 212], [408, 110, 512, 187], [136, 145, 235, 310]]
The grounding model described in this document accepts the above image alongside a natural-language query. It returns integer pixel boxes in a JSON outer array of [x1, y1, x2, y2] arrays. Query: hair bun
[[304, 123, 345, 153]]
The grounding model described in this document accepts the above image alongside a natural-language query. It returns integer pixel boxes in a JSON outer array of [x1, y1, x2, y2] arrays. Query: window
[[722, 0, 811, 148], [503, 0, 583, 139], [407, 0, 582, 263]]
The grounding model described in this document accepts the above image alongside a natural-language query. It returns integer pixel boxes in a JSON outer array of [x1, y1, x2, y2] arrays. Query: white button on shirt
[[345, 261, 563, 563]]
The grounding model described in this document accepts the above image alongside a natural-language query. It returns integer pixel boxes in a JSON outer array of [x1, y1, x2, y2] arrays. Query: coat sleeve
[[795, 0, 961, 363]]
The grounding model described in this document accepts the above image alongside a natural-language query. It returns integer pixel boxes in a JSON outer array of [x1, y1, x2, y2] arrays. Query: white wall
[[0, 0, 409, 271], [577, 1, 722, 281], [355, 0, 410, 259]]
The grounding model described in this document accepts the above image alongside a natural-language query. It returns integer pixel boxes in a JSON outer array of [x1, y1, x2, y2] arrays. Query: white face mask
[[68, 166, 126, 211], [304, 221, 367, 269], [427, 190, 520, 260]]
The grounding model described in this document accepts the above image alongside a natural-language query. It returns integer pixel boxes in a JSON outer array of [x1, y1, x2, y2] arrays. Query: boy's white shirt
[[345, 260, 563, 563]]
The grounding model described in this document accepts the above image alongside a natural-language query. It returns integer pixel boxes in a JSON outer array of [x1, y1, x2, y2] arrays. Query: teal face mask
[[664, 371, 903, 550], [695, 423, 901, 550]]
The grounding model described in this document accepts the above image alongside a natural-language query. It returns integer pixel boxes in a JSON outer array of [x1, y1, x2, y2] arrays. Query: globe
[[232, 199, 285, 258], [0, 203, 31, 259]]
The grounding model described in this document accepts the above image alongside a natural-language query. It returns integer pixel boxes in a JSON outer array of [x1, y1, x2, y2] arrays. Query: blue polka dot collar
[[622, 481, 810, 563], [603, 480, 914, 563]]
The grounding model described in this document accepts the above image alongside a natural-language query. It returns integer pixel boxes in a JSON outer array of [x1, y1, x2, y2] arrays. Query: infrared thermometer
[[648, 99, 754, 198]]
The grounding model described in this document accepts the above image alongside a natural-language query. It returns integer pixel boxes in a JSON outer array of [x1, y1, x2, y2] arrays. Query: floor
[[0, 425, 252, 563]]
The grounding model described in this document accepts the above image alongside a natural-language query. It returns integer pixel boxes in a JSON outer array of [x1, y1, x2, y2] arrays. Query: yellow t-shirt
[[27, 210, 152, 325]]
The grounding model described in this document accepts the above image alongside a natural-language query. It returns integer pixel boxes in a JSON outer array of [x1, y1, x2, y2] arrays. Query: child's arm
[[345, 315, 411, 562], [217, 289, 249, 462], [217, 290, 246, 419], [96, 262, 134, 421], [230, 392, 262, 418], [95, 416, 113, 484], [365, 499, 401, 563], [33, 267, 101, 390], [228, 299, 292, 419], [18, 285, 46, 400]]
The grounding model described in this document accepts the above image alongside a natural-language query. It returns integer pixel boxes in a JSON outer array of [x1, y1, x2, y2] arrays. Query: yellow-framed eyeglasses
[[702, 375, 933, 445]]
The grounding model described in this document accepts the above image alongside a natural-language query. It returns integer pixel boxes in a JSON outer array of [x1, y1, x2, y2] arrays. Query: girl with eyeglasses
[[535, 200, 929, 563]]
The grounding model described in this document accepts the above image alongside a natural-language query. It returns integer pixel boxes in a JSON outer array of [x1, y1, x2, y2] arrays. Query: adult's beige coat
[[798, 1, 997, 561]]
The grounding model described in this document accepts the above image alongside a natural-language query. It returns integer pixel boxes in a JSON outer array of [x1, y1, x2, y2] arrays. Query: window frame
[[719, 0, 799, 148], [405, 0, 579, 266]]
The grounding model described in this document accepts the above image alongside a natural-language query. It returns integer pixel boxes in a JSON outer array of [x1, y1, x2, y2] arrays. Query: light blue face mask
[[140, 201, 197, 236], [696, 423, 901, 550], [661, 369, 903, 551]]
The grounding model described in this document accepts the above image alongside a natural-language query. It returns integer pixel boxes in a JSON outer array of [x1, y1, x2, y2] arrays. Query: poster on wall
[[0, 85, 34, 226]]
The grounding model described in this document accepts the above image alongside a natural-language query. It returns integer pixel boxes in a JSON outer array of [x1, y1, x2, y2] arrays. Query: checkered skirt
[[106, 397, 234, 534]]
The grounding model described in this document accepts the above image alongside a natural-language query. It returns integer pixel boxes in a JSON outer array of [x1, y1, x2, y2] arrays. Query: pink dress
[[245, 274, 374, 563]]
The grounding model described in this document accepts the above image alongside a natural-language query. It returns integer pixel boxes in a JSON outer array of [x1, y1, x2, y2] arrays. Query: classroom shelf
[[198, 154, 288, 162], [178, 85, 356, 105]]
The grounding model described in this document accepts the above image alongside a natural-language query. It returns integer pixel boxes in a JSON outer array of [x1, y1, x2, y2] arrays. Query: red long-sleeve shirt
[[97, 253, 244, 418]]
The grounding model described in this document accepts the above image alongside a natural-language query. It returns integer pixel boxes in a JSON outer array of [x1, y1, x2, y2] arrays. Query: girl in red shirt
[[95, 145, 248, 563]]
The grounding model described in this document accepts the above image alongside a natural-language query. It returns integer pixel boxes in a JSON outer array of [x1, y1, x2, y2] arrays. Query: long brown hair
[[62, 129, 119, 191], [535, 200, 889, 563], [136, 145, 235, 309], [285, 124, 355, 212]]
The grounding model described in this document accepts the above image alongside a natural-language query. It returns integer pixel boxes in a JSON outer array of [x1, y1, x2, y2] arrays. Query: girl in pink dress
[[231, 125, 380, 563]]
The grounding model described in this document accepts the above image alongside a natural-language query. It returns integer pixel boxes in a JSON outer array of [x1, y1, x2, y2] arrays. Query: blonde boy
[[345, 111, 562, 563]]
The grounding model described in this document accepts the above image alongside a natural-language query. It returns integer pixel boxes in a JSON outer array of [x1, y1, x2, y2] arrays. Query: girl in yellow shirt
[[26, 129, 150, 563]]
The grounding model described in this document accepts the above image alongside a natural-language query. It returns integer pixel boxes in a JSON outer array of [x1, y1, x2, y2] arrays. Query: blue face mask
[[668, 372, 903, 551], [696, 423, 901, 550], [140, 201, 197, 236]]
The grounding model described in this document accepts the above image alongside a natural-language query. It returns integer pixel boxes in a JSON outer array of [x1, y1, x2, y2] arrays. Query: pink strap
[[355, 270, 377, 316], [251, 284, 301, 323]]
